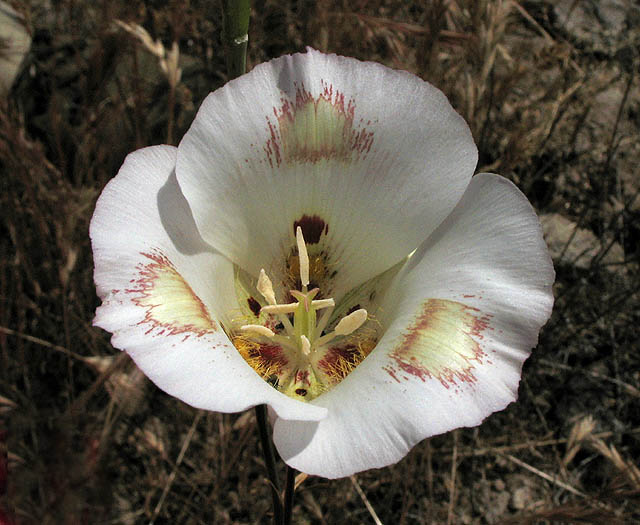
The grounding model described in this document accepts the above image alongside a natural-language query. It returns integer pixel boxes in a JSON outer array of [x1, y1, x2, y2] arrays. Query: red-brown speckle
[[249, 343, 289, 372], [124, 250, 217, 338], [385, 299, 492, 388], [317, 341, 374, 381], [262, 82, 375, 168], [295, 369, 310, 385]]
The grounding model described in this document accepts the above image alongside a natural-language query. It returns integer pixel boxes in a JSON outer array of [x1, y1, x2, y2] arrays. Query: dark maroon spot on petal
[[295, 388, 307, 396], [346, 304, 361, 316], [293, 215, 327, 244], [247, 296, 261, 317]]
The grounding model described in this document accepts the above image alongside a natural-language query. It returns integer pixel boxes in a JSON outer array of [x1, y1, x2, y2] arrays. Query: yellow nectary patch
[[385, 299, 491, 387], [126, 251, 217, 337], [264, 83, 374, 167]]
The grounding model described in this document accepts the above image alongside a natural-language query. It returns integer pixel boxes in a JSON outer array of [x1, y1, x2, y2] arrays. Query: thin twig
[[350, 475, 383, 525], [502, 453, 587, 498], [510, 0, 554, 43], [604, 72, 634, 174], [538, 359, 640, 398], [440, 427, 640, 458], [0, 325, 86, 361], [447, 430, 459, 525], [149, 410, 202, 524]]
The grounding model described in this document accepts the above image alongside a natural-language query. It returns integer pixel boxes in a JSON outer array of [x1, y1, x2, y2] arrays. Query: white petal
[[91, 146, 326, 422], [176, 49, 477, 296], [272, 174, 554, 477]]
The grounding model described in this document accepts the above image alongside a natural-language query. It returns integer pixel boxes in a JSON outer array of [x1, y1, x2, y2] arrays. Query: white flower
[[90, 49, 554, 479]]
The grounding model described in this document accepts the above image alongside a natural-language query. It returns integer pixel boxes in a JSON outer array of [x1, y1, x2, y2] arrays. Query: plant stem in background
[[282, 466, 297, 525], [255, 404, 283, 524], [222, 0, 250, 80], [221, 3, 294, 523]]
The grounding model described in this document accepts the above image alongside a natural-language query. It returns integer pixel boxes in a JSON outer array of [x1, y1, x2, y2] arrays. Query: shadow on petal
[[158, 171, 219, 256], [274, 418, 320, 461]]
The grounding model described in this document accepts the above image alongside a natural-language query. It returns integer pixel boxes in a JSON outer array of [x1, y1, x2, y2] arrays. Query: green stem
[[255, 405, 283, 524], [222, 0, 250, 79], [282, 466, 297, 525]]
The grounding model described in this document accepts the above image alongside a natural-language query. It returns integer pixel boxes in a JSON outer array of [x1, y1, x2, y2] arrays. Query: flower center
[[232, 227, 372, 400]]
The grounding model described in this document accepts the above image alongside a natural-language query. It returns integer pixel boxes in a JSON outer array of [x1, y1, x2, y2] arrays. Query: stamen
[[257, 269, 276, 305], [261, 303, 299, 315], [311, 298, 335, 310], [296, 226, 310, 287], [240, 324, 275, 338], [334, 308, 368, 336], [235, 230, 374, 400], [315, 305, 335, 337], [314, 308, 369, 347], [300, 335, 311, 356]]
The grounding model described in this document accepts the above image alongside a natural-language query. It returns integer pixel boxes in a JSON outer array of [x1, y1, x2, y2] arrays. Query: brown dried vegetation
[[1, 0, 639, 523]]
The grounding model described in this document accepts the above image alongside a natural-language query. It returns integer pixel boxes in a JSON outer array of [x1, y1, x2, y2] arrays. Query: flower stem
[[222, 0, 250, 79], [255, 404, 283, 524], [282, 465, 297, 525]]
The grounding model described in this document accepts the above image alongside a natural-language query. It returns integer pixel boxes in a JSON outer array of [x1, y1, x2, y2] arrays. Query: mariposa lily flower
[[91, 49, 554, 479]]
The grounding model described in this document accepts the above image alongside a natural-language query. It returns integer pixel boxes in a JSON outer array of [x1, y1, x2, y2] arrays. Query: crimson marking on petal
[[247, 296, 261, 317], [317, 341, 375, 382], [263, 82, 375, 168], [295, 369, 311, 385], [293, 215, 328, 244], [346, 304, 361, 316], [238, 340, 289, 377], [385, 299, 491, 388], [125, 251, 217, 337]]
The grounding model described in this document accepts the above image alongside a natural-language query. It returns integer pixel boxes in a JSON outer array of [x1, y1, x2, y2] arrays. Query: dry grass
[[1, 0, 639, 523]]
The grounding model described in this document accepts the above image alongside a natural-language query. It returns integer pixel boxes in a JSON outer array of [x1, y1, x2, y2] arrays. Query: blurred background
[[1, 0, 639, 523]]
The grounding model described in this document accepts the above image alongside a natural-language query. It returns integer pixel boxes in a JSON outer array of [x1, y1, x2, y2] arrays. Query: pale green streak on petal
[[385, 299, 492, 387], [132, 251, 217, 336], [269, 86, 374, 167]]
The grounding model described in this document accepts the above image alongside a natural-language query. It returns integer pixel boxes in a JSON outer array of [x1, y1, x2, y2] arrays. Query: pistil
[[237, 226, 372, 398]]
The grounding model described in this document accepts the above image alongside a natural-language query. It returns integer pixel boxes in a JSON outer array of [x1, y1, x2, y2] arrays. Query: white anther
[[240, 325, 275, 338], [261, 303, 299, 315], [300, 335, 311, 356], [257, 269, 277, 305], [311, 298, 335, 310], [296, 226, 310, 287], [334, 309, 368, 336]]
